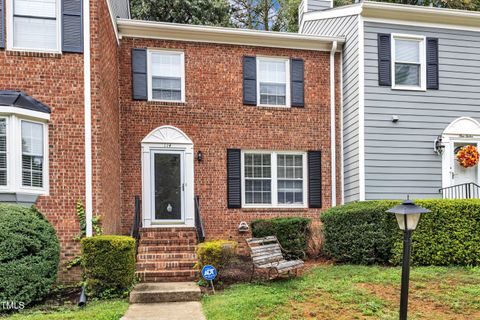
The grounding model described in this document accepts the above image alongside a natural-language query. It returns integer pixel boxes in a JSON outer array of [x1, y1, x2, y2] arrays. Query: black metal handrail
[[195, 195, 205, 243], [439, 182, 480, 199], [131, 195, 142, 253]]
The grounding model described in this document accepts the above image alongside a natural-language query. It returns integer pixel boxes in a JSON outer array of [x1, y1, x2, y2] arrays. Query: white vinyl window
[[392, 34, 426, 90], [21, 121, 44, 188], [242, 151, 307, 208], [257, 57, 290, 107], [148, 50, 185, 102], [0, 115, 48, 194], [10, 0, 60, 51]]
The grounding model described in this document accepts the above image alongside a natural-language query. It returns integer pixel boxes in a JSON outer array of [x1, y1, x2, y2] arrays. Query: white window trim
[[0, 113, 49, 195], [6, 0, 62, 53], [147, 49, 186, 103], [241, 150, 308, 209], [391, 33, 426, 91], [256, 57, 291, 108]]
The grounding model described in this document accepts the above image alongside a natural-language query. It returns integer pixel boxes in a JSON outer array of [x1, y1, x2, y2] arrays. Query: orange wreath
[[456, 145, 479, 168]]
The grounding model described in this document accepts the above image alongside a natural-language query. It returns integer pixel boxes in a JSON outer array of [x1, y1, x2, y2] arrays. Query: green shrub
[[81, 235, 136, 298], [0, 204, 60, 309], [251, 217, 311, 259], [321, 201, 399, 264], [195, 240, 237, 274], [321, 199, 480, 266]]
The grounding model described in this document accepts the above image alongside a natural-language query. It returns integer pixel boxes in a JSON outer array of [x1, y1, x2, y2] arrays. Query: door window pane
[[154, 153, 182, 220], [244, 153, 271, 204], [22, 121, 44, 188]]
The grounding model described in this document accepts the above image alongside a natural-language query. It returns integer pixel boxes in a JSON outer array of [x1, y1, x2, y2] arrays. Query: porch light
[[434, 136, 445, 154], [387, 198, 430, 320], [197, 151, 203, 162]]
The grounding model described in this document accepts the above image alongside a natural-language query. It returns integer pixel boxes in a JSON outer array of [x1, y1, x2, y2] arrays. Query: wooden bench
[[246, 236, 304, 281]]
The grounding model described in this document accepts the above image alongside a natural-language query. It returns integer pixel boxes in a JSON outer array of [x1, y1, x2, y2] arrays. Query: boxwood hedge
[[251, 217, 311, 259], [321, 199, 480, 266], [81, 235, 136, 298], [0, 204, 60, 309]]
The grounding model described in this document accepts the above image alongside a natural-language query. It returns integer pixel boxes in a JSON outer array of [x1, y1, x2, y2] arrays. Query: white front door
[[451, 142, 478, 186], [151, 150, 185, 224]]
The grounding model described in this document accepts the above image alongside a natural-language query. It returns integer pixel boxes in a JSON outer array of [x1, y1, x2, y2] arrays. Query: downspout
[[330, 40, 338, 207], [84, 0, 93, 237]]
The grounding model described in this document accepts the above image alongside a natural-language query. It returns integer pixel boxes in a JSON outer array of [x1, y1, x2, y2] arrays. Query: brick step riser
[[137, 272, 198, 282], [137, 246, 196, 253], [137, 253, 196, 261], [129, 291, 201, 303], [139, 232, 197, 238], [139, 239, 197, 246], [136, 262, 196, 271]]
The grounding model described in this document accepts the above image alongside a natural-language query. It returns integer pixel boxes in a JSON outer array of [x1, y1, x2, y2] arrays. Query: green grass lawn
[[202, 265, 480, 320], [1, 299, 128, 320]]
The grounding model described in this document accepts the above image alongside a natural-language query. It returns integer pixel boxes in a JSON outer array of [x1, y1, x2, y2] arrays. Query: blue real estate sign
[[201, 265, 217, 281]]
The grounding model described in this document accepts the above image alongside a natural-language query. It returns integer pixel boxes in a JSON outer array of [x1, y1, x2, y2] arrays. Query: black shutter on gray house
[[227, 149, 241, 208], [0, 0, 4, 49], [290, 58, 304, 107], [132, 48, 148, 100], [243, 56, 257, 105], [308, 151, 322, 208], [62, 0, 83, 53], [377, 33, 391, 86], [426, 37, 439, 90]]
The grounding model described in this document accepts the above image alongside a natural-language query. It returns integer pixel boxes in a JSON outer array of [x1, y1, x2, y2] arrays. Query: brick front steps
[[129, 282, 201, 303], [136, 227, 198, 282]]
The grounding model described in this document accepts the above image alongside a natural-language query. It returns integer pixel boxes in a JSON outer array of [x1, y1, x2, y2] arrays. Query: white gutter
[[330, 40, 337, 207], [84, 0, 93, 237]]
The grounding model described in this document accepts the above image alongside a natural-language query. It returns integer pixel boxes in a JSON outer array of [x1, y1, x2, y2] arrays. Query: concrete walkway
[[122, 301, 206, 320]]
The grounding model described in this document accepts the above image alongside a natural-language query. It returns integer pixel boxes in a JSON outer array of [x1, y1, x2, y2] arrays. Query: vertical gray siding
[[364, 22, 480, 200], [303, 15, 360, 202], [108, 0, 130, 19], [307, 0, 333, 12]]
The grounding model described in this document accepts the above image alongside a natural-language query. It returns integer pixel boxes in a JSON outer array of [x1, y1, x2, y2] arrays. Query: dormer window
[[8, 0, 60, 52]]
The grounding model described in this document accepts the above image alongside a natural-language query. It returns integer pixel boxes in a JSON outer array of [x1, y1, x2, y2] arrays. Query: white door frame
[[441, 117, 480, 188], [141, 126, 195, 228]]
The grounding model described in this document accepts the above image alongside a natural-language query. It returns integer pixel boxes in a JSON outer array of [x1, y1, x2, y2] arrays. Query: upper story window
[[148, 50, 185, 102], [392, 35, 426, 91], [257, 57, 290, 107], [10, 0, 59, 52], [242, 151, 307, 208]]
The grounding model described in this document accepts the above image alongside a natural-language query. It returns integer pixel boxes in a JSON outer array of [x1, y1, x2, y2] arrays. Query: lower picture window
[[243, 151, 306, 207], [21, 121, 44, 188]]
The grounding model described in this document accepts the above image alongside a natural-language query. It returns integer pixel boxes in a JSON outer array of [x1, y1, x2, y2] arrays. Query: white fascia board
[[105, 0, 120, 45], [0, 108, 50, 121], [117, 19, 344, 52]]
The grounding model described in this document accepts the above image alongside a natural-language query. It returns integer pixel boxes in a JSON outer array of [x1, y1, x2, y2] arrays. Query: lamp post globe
[[387, 198, 430, 320]]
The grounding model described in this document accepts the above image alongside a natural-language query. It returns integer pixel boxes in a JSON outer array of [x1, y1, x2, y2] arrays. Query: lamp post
[[387, 198, 430, 320]]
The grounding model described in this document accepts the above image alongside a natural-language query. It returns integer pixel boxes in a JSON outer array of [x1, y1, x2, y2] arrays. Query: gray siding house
[[300, 0, 480, 202]]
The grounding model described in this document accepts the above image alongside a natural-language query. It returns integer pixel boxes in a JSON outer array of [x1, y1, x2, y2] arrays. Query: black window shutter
[[243, 56, 257, 105], [290, 58, 304, 107], [227, 149, 241, 208], [0, 0, 4, 49], [426, 37, 439, 90], [132, 48, 148, 100], [377, 33, 391, 86], [62, 0, 83, 53], [308, 151, 322, 208]]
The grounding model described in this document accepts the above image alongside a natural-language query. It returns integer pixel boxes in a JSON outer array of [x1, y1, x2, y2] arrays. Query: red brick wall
[[0, 49, 86, 281], [0, 0, 121, 282], [118, 38, 342, 243], [90, 0, 122, 235]]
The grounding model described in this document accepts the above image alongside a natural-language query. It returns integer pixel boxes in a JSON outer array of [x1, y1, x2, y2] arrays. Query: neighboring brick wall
[[0, 49, 86, 282], [118, 38, 342, 244], [90, 0, 122, 235], [0, 0, 121, 283]]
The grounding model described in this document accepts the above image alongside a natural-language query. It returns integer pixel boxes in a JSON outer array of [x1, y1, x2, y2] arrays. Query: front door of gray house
[[152, 151, 184, 223], [452, 142, 478, 186]]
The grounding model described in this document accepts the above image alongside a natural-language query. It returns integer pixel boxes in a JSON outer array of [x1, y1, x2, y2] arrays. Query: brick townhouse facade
[[0, 0, 344, 282]]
